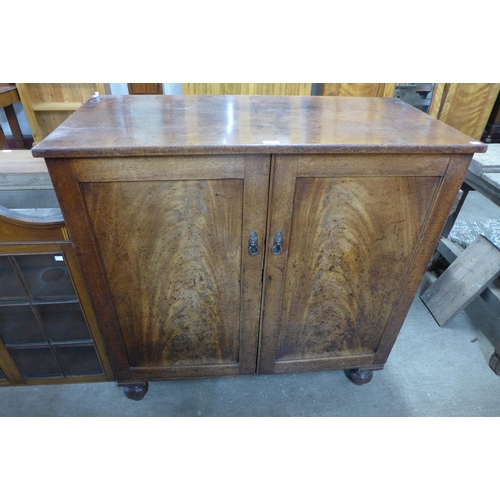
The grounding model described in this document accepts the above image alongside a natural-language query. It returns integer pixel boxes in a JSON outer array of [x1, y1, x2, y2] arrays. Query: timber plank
[[422, 235, 500, 326]]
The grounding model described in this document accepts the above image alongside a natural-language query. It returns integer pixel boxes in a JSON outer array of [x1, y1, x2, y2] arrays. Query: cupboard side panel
[[46, 159, 132, 379], [374, 154, 474, 363], [83, 179, 244, 368]]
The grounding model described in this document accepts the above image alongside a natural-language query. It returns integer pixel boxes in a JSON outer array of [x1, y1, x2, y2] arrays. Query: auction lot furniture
[[32, 95, 485, 400]]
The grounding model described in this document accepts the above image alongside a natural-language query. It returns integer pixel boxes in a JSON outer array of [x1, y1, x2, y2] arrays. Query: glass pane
[[0, 304, 46, 344], [37, 303, 91, 343], [8, 347, 63, 379], [0, 256, 27, 303], [14, 254, 77, 302], [0, 368, 7, 380], [54, 345, 103, 376]]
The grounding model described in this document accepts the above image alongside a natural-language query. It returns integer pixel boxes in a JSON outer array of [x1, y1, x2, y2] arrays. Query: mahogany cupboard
[[32, 95, 486, 400]]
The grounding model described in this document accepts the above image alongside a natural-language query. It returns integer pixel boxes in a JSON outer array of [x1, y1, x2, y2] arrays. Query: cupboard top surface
[[32, 95, 486, 158]]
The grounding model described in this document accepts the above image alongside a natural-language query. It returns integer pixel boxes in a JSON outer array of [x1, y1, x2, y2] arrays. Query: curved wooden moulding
[[0, 205, 66, 243]]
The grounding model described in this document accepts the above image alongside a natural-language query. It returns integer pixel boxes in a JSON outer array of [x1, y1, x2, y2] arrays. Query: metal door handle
[[248, 232, 258, 256], [272, 231, 283, 255]]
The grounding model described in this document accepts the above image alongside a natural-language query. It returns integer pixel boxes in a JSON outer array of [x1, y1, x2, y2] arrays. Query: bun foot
[[346, 369, 373, 386], [489, 352, 500, 376], [119, 382, 149, 401]]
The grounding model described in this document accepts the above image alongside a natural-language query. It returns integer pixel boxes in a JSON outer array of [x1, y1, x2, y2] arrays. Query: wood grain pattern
[[374, 154, 474, 364], [37, 98, 483, 391], [74, 155, 245, 183], [239, 155, 271, 373], [268, 173, 439, 367], [429, 83, 500, 139], [260, 157, 439, 373], [83, 179, 244, 368], [182, 83, 312, 96], [16, 83, 107, 143], [32, 96, 486, 158], [428, 83, 446, 118], [128, 83, 163, 95], [46, 158, 134, 379], [258, 153, 443, 374], [293, 154, 450, 177], [0, 208, 65, 243], [322, 83, 395, 98]]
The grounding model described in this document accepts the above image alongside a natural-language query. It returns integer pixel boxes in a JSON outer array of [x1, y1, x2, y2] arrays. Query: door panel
[[258, 155, 440, 373], [80, 155, 269, 378]]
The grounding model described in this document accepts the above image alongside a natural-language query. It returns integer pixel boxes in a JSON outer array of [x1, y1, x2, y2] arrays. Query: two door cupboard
[[32, 95, 486, 399]]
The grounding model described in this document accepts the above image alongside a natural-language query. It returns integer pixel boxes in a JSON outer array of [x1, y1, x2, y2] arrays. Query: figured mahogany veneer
[[32, 96, 486, 399]]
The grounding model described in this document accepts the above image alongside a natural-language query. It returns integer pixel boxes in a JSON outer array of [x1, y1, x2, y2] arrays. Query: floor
[[1, 193, 499, 417]]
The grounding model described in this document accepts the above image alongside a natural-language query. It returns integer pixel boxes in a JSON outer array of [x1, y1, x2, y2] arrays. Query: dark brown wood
[[258, 155, 441, 374], [32, 96, 485, 158], [85, 178, 244, 368], [127, 83, 163, 95], [119, 381, 149, 400], [374, 154, 475, 364], [32, 96, 483, 398], [46, 155, 269, 382], [346, 369, 373, 385]]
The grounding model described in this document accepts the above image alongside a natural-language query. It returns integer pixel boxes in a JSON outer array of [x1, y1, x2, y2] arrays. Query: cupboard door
[[58, 155, 270, 381], [258, 154, 447, 374]]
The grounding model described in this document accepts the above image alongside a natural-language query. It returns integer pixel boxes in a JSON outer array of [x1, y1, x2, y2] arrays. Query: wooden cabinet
[[32, 95, 485, 399]]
